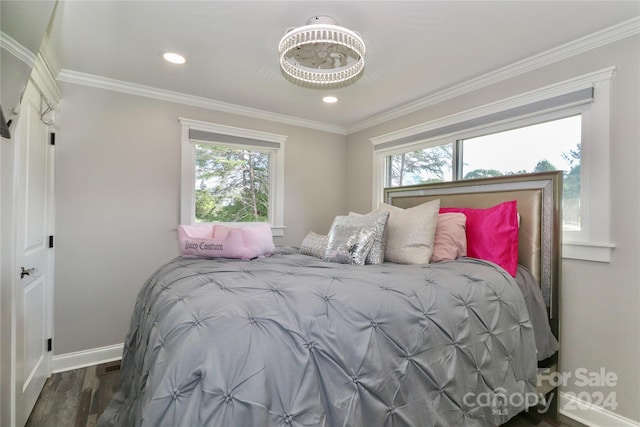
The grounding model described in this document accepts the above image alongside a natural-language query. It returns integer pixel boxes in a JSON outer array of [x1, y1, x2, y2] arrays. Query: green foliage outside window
[[195, 144, 269, 223]]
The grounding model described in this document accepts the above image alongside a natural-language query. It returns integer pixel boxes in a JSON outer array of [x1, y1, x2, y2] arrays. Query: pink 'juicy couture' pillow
[[440, 200, 518, 276], [178, 223, 275, 259]]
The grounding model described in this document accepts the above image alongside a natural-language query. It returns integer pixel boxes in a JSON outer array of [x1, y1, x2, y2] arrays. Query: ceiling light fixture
[[279, 16, 365, 86], [163, 52, 186, 64], [322, 96, 338, 103]]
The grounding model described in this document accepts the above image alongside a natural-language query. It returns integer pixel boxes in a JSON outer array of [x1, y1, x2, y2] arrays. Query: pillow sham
[[347, 211, 390, 264], [324, 212, 389, 265], [431, 213, 467, 262], [440, 200, 519, 276], [300, 231, 329, 259], [214, 224, 276, 257], [178, 223, 275, 260], [377, 199, 440, 264]]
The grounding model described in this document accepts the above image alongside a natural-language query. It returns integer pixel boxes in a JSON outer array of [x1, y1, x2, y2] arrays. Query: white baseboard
[[52, 343, 123, 374], [559, 391, 640, 427]]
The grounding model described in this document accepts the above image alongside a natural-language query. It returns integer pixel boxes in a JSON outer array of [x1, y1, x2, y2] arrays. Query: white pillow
[[377, 199, 440, 264]]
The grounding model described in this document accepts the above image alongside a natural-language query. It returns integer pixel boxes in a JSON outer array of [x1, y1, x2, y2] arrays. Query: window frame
[[371, 68, 616, 262], [180, 118, 286, 237]]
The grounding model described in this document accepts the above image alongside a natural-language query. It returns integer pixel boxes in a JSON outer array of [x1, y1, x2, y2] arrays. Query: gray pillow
[[324, 214, 385, 265], [299, 231, 329, 259]]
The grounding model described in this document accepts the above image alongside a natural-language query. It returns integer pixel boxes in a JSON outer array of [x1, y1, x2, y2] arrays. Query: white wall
[[53, 83, 347, 356], [346, 35, 640, 424]]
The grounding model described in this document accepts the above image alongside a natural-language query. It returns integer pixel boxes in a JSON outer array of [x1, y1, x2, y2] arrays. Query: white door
[[12, 81, 54, 426]]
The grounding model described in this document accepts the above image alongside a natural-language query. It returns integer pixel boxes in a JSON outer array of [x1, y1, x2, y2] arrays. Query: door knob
[[20, 267, 36, 279]]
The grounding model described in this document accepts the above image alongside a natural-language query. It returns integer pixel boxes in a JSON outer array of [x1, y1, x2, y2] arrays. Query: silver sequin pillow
[[347, 211, 390, 264], [299, 231, 329, 259], [324, 211, 390, 265]]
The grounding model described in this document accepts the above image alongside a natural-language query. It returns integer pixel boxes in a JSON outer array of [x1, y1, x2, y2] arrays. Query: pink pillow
[[439, 201, 518, 276], [178, 223, 275, 259], [431, 213, 467, 262]]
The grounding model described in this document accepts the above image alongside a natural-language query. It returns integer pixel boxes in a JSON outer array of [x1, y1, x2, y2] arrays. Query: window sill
[[563, 241, 615, 263], [188, 222, 285, 238], [271, 225, 285, 237]]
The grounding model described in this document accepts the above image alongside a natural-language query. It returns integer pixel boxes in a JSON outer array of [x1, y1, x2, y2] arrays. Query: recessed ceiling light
[[163, 52, 186, 64], [323, 96, 338, 104]]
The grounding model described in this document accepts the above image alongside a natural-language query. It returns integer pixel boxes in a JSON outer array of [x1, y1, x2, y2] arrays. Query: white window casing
[[371, 67, 616, 262], [180, 118, 286, 237]]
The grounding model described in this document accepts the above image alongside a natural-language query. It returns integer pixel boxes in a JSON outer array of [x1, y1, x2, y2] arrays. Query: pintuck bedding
[[98, 247, 539, 427]]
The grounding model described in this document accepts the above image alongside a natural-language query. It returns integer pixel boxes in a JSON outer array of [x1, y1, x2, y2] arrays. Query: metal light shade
[[279, 16, 365, 86]]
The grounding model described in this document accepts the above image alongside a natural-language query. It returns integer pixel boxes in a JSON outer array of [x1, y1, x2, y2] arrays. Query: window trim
[[180, 118, 286, 237], [371, 67, 616, 262]]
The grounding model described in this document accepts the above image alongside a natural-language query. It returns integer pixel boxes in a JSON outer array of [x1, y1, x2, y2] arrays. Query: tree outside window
[[195, 144, 269, 223], [387, 144, 453, 187]]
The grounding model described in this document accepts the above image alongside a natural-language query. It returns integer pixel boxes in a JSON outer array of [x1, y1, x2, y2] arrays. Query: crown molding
[[0, 31, 36, 67], [347, 16, 640, 134], [56, 69, 348, 135]]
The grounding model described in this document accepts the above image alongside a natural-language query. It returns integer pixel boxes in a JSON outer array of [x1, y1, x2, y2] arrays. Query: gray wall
[[54, 83, 347, 355], [346, 35, 640, 423]]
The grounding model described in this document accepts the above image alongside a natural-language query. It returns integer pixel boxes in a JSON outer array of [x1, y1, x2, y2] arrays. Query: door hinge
[[47, 338, 52, 352], [49, 235, 54, 248], [50, 132, 55, 146]]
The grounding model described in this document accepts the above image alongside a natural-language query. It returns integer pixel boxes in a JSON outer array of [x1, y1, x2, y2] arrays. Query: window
[[460, 115, 582, 231], [180, 118, 286, 236], [387, 144, 453, 187], [195, 144, 270, 223], [372, 68, 615, 262], [383, 114, 583, 231]]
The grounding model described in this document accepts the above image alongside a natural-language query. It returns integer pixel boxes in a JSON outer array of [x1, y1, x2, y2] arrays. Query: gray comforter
[[98, 247, 538, 427]]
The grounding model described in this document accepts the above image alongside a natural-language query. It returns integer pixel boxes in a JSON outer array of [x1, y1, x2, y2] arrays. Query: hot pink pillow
[[431, 213, 467, 262], [439, 201, 518, 276], [178, 223, 275, 259]]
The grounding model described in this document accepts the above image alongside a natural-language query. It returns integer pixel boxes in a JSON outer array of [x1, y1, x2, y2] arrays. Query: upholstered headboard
[[384, 171, 562, 325]]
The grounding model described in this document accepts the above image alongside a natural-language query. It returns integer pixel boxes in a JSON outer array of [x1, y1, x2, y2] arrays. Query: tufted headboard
[[383, 171, 562, 329]]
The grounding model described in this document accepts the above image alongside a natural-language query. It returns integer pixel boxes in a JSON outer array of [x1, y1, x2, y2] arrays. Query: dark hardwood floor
[[25, 361, 121, 427], [25, 361, 585, 427]]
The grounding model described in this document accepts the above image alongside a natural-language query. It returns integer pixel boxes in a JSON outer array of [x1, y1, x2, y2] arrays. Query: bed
[[97, 171, 562, 427]]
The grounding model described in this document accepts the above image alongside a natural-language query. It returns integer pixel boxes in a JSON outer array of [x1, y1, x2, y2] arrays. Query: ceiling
[[16, 1, 640, 132]]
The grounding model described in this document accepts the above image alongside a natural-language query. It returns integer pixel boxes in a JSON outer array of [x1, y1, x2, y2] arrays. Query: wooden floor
[[26, 361, 585, 427], [25, 361, 121, 427]]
